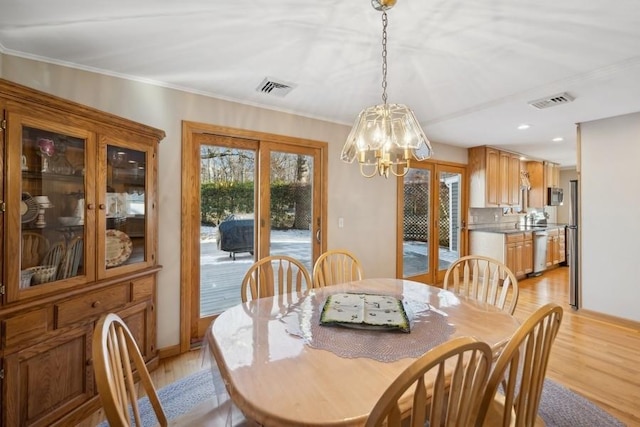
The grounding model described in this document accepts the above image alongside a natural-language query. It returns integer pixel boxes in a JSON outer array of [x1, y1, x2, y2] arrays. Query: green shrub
[[200, 182, 310, 230]]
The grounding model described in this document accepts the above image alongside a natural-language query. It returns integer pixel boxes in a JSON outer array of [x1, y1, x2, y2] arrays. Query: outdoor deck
[[199, 229, 458, 316]]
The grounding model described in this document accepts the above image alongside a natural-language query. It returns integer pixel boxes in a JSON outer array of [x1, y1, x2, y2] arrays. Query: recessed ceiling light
[[517, 124, 530, 130], [552, 137, 564, 142]]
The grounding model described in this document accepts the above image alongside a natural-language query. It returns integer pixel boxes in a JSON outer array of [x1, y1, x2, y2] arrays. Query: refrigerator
[[567, 179, 580, 309]]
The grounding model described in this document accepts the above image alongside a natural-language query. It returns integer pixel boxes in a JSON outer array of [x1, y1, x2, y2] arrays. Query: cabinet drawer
[[3, 308, 51, 348], [524, 231, 533, 240], [131, 276, 155, 301], [55, 284, 129, 328], [505, 233, 524, 244]]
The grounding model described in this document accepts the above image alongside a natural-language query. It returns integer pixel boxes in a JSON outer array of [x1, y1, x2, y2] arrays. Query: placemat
[[280, 289, 456, 362]]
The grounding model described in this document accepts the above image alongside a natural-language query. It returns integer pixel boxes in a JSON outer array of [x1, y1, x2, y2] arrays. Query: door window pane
[[402, 168, 430, 278], [199, 145, 256, 316], [268, 151, 313, 272], [437, 171, 462, 271]]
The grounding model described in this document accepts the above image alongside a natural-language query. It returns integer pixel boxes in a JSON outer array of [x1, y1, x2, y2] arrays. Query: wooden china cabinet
[[0, 79, 165, 426]]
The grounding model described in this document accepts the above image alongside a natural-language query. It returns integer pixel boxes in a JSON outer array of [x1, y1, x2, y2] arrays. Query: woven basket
[[26, 265, 58, 285]]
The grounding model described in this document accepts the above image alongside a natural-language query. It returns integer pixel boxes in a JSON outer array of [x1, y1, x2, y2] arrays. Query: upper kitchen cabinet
[[469, 146, 521, 207], [526, 160, 560, 208], [545, 161, 560, 188], [0, 79, 164, 426]]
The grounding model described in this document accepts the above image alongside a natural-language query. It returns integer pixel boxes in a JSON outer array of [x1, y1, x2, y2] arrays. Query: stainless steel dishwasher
[[532, 230, 548, 276]]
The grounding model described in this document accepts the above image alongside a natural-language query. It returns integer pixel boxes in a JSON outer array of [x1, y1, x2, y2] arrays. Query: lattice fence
[[403, 181, 451, 247]]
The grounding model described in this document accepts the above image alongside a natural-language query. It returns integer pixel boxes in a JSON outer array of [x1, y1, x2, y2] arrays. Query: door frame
[[180, 121, 327, 352], [396, 160, 467, 285]]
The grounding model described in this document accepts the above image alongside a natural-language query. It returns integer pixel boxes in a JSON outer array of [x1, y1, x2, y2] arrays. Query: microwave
[[547, 187, 564, 206]]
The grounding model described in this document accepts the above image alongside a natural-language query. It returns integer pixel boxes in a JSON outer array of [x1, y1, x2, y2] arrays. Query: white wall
[[1, 54, 468, 347], [557, 168, 578, 225], [579, 112, 640, 321]]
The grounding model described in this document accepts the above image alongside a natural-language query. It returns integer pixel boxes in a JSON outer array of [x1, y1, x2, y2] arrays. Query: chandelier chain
[[381, 11, 388, 104], [340, 0, 433, 179]]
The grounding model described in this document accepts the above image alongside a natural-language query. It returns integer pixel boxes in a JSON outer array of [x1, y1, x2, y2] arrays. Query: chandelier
[[341, 0, 433, 178]]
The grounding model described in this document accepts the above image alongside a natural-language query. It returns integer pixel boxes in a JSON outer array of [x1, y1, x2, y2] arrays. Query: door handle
[[316, 228, 321, 243]]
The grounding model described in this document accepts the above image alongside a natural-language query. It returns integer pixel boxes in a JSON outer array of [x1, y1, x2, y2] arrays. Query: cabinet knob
[[86, 359, 93, 366], [87, 203, 95, 210], [91, 300, 101, 308], [99, 204, 106, 210]]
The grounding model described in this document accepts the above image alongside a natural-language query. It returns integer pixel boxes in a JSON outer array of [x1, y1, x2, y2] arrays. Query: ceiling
[[2, 0, 640, 167]]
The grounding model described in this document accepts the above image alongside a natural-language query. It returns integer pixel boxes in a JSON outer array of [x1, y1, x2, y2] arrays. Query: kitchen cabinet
[[523, 232, 533, 275], [545, 161, 560, 189], [527, 161, 544, 208], [546, 229, 555, 267], [509, 153, 521, 206], [469, 230, 533, 279], [543, 227, 566, 267], [469, 146, 521, 207], [0, 78, 164, 426], [557, 230, 566, 264], [499, 150, 509, 205], [505, 231, 533, 278], [548, 227, 565, 265], [526, 160, 561, 208], [505, 233, 522, 277]]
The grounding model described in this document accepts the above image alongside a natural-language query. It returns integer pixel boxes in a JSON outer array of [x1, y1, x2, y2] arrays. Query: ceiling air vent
[[256, 77, 296, 98], [528, 92, 575, 109]]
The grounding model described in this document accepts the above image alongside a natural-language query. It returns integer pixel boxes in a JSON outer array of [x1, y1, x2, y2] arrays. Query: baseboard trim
[[158, 344, 182, 359], [578, 309, 640, 331]]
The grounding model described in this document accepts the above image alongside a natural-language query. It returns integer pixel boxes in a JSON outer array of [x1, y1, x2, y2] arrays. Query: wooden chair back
[[312, 249, 364, 287], [21, 231, 49, 269], [366, 337, 493, 427], [476, 303, 564, 427], [92, 313, 168, 427], [241, 255, 311, 302], [443, 255, 519, 314]]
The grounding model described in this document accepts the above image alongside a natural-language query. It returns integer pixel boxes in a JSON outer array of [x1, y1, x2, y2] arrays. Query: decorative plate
[[21, 193, 39, 223], [105, 229, 133, 267]]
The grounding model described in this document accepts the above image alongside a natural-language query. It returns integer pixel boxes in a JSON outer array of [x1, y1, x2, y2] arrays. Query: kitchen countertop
[[470, 224, 567, 234]]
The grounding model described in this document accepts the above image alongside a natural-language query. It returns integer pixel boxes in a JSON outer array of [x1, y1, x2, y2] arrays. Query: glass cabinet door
[[98, 138, 155, 279], [7, 112, 94, 302]]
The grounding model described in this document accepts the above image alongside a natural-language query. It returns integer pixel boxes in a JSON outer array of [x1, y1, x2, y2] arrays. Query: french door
[[396, 162, 466, 285], [181, 122, 326, 348]]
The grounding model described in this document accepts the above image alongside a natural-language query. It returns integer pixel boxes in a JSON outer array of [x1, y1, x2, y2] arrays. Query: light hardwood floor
[[78, 266, 639, 426], [513, 266, 640, 426]]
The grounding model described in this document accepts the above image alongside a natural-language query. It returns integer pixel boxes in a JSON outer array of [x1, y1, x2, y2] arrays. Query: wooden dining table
[[206, 277, 521, 427]]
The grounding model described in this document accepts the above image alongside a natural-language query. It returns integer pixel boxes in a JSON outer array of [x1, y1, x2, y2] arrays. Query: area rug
[[99, 368, 625, 426]]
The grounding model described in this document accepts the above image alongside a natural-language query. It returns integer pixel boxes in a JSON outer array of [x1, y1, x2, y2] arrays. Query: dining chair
[[93, 313, 168, 427], [93, 313, 237, 427], [443, 255, 519, 314], [365, 336, 493, 427], [476, 303, 564, 427], [240, 255, 311, 302], [312, 249, 364, 287], [21, 231, 50, 269]]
